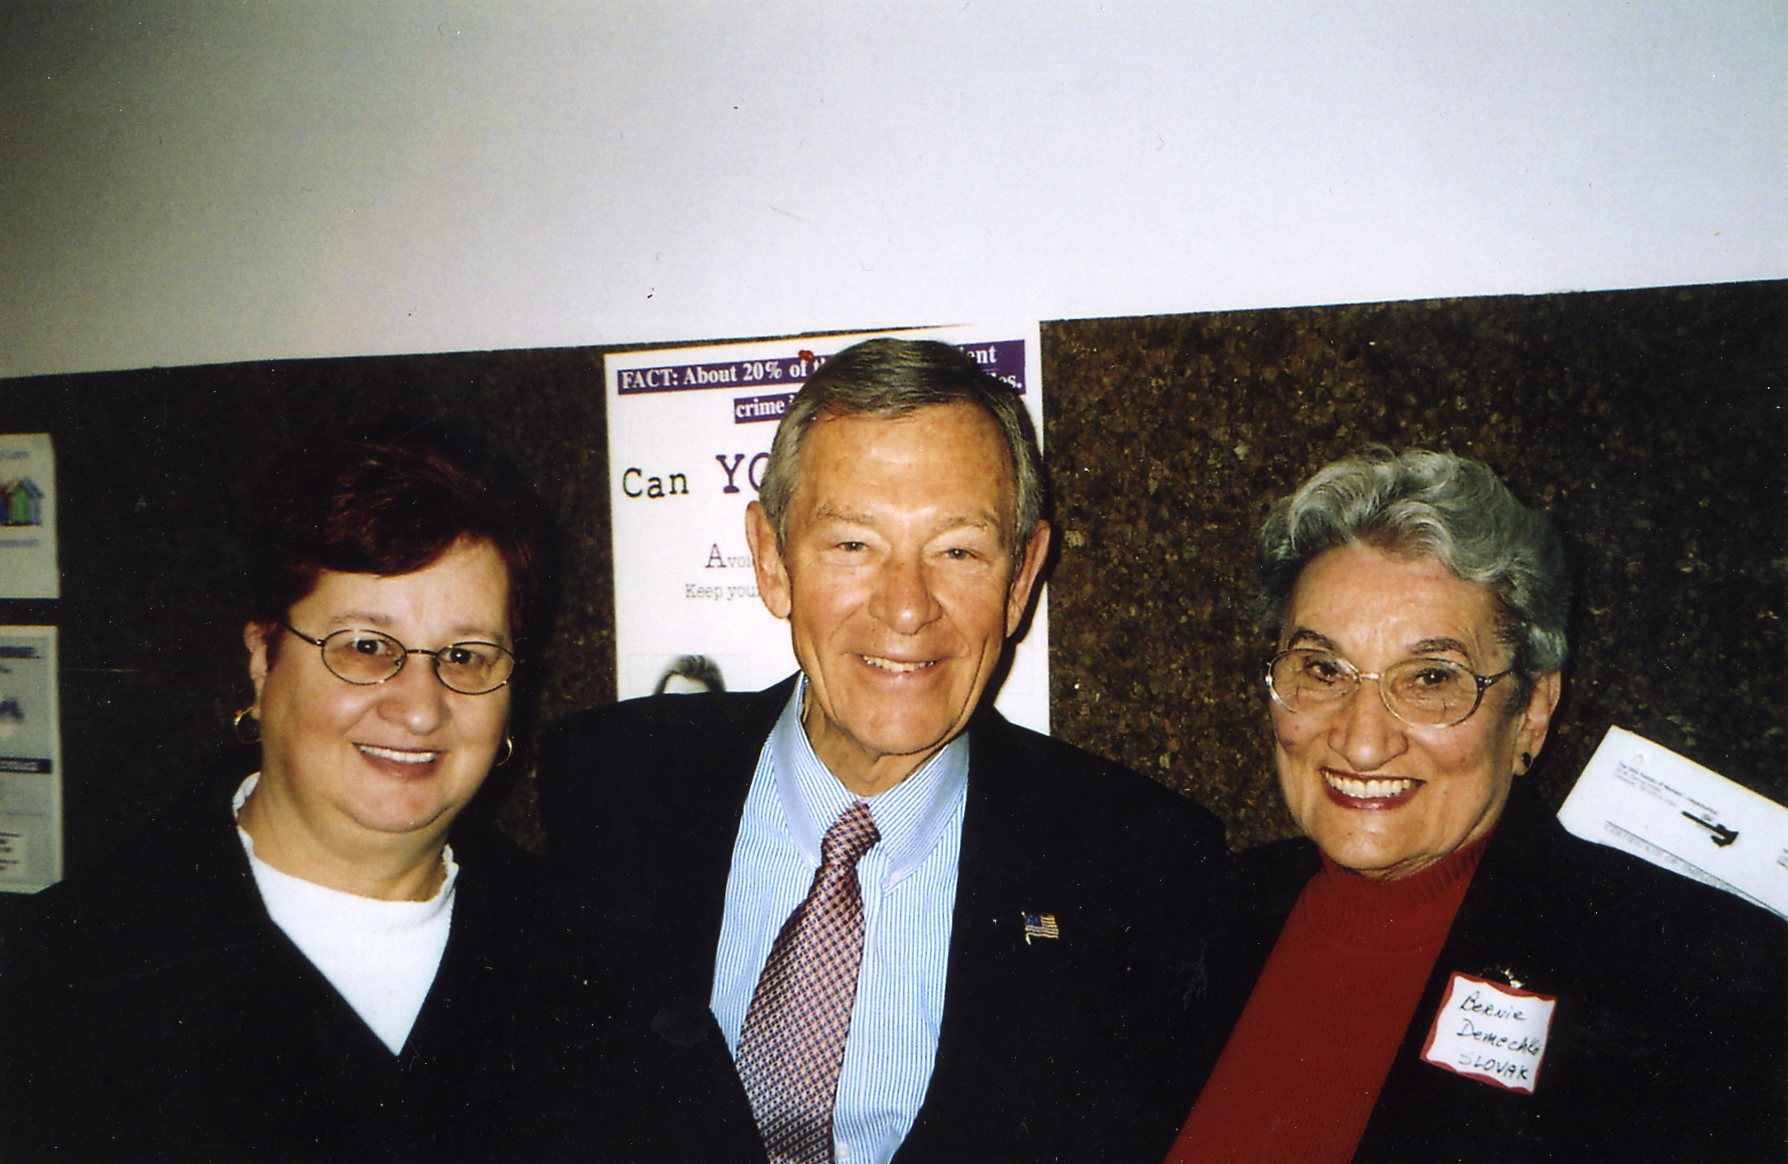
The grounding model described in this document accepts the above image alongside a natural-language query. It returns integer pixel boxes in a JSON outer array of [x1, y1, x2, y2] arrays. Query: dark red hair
[[247, 422, 546, 643]]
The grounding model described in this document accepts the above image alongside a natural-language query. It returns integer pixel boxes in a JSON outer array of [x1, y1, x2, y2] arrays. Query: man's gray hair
[[757, 338, 1047, 560], [1257, 448, 1570, 686]]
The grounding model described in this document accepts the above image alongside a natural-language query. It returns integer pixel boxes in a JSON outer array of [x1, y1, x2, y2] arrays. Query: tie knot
[[820, 801, 879, 869]]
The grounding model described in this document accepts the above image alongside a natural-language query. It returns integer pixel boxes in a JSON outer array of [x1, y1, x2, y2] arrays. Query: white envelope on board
[[1558, 725, 1788, 921]]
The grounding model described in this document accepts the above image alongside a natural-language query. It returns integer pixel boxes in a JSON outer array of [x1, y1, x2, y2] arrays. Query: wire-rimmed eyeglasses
[[280, 623, 517, 695], [1264, 647, 1511, 728]]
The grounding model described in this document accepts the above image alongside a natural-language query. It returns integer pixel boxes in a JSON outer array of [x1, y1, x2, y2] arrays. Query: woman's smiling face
[[1270, 544, 1559, 880], [245, 537, 512, 883]]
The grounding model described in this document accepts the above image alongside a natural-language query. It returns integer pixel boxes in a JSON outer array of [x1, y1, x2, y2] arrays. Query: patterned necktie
[[737, 800, 881, 1164]]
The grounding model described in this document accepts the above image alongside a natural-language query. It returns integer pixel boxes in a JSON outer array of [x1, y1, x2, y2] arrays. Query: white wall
[[2, 2, 1782, 381]]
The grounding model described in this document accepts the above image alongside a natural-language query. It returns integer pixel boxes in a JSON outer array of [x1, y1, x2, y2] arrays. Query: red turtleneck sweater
[[1165, 835, 1488, 1163]]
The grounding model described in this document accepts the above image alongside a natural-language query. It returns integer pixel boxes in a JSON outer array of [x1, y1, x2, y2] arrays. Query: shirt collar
[[770, 674, 970, 887]]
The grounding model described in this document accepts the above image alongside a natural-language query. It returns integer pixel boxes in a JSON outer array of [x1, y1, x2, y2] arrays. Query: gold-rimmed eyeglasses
[[1264, 647, 1511, 728], [280, 623, 517, 695]]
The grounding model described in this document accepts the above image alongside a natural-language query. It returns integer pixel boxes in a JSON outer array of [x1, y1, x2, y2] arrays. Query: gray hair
[[757, 338, 1047, 561], [1258, 448, 1570, 689]]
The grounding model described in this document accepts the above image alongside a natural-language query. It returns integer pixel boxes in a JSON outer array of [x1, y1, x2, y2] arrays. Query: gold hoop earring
[[233, 706, 261, 746], [495, 735, 514, 767]]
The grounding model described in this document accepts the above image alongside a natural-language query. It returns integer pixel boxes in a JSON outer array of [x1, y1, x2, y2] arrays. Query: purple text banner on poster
[[617, 339, 1030, 420]]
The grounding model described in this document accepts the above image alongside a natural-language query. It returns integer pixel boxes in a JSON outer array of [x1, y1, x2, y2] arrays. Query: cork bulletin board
[[1, 279, 1780, 878]]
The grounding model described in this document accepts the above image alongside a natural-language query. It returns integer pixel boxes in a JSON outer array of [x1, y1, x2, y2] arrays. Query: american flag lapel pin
[[1022, 912, 1060, 945]]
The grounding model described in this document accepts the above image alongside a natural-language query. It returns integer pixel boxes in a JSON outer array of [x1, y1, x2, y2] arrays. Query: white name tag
[[1420, 971, 1558, 1095]]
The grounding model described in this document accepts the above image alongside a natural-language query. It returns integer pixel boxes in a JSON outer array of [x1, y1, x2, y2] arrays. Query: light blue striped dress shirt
[[710, 678, 968, 1164]]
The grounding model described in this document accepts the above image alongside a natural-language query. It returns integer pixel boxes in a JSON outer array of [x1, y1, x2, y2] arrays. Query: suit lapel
[[1358, 795, 1560, 1157], [645, 681, 796, 1003], [902, 714, 1061, 1150]]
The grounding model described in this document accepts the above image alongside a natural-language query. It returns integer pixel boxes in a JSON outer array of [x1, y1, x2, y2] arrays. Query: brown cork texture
[[1, 281, 1779, 868]]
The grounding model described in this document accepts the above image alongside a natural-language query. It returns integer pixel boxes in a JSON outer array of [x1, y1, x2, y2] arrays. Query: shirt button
[[835, 1143, 851, 1161]]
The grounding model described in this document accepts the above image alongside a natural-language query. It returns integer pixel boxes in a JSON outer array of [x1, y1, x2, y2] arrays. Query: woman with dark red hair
[[6, 426, 593, 1161]]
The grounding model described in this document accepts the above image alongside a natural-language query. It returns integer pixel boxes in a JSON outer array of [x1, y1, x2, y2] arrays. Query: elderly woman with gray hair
[[1166, 449, 1783, 1163]]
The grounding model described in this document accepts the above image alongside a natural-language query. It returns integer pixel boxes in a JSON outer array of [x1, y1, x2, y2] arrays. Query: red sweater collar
[[1297, 830, 1492, 953]]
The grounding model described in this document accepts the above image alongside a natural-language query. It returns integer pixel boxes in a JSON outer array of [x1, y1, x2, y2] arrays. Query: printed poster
[[0, 434, 59, 599], [0, 626, 61, 893], [606, 324, 1049, 734]]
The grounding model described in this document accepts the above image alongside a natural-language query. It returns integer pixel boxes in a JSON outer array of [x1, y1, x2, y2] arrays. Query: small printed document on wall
[[0, 433, 59, 598], [1558, 725, 1788, 920], [0, 625, 61, 893]]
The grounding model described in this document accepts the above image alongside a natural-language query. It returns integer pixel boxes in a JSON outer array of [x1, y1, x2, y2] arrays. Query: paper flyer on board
[[605, 324, 1049, 733], [0, 433, 59, 599], [0, 625, 62, 893], [1557, 725, 1788, 920]]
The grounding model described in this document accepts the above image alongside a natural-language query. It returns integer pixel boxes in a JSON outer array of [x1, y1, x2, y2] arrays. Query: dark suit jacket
[[1197, 786, 1787, 1162], [1, 774, 600, 1163], [538, 678, 1231, 1163]]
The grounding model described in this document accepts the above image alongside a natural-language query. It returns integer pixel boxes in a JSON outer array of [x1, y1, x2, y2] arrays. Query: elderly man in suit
[[540, 337, 1227, 1162]]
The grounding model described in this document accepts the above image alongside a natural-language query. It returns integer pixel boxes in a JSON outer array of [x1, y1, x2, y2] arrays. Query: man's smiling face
[[745, 402, 1048, 796]]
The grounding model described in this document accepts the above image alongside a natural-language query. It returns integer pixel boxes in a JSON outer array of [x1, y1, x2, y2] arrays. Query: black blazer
[[2, 775, 600, 1163], [538, 678, 1232, 1162], [1197, 786, 1787, 1162]]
